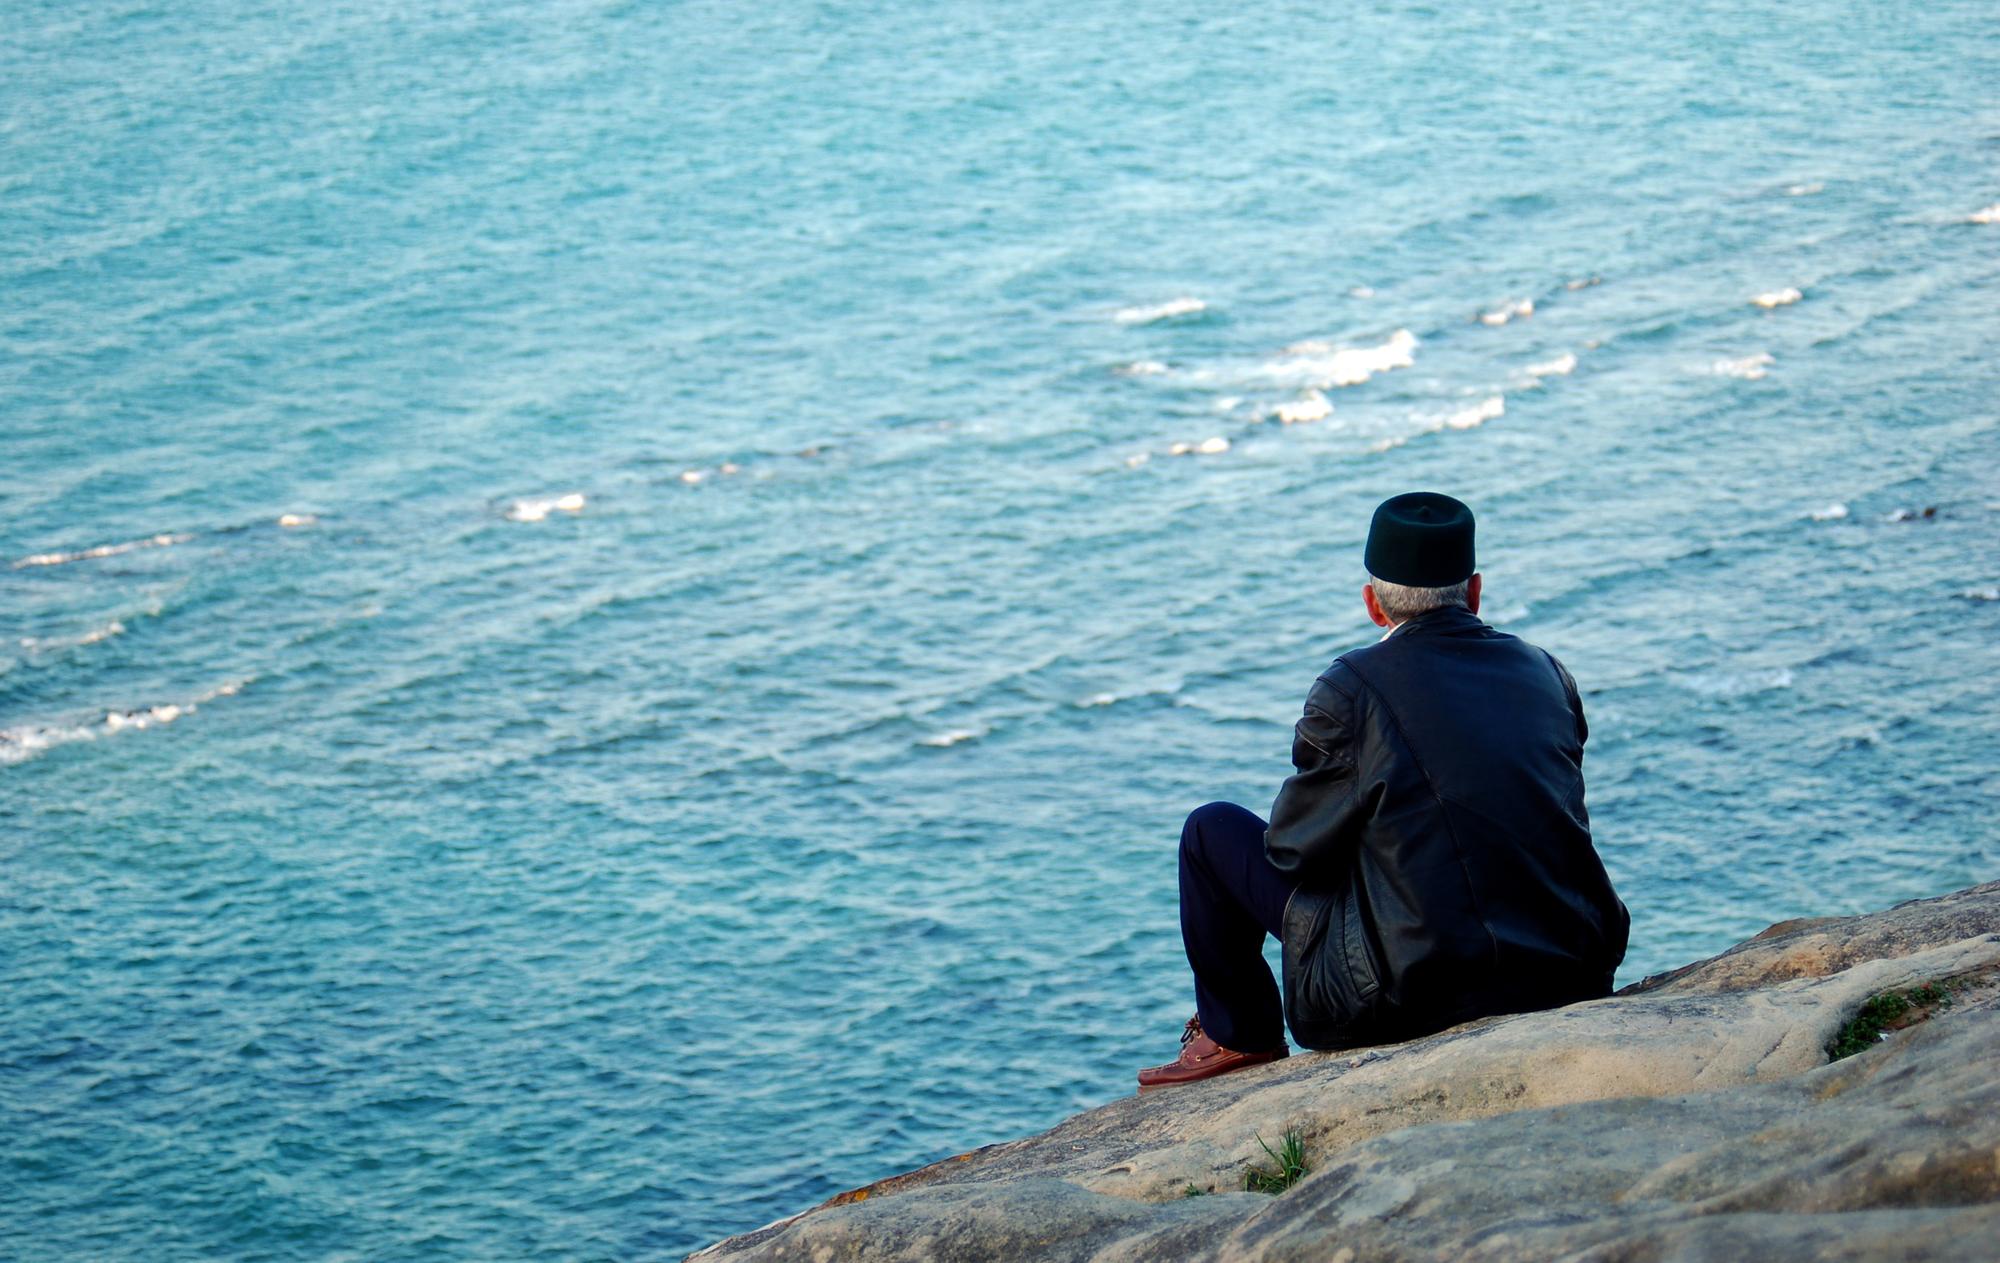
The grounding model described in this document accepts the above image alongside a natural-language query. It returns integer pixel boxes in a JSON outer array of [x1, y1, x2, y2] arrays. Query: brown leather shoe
[[1137, 1016, 1287, 1091]]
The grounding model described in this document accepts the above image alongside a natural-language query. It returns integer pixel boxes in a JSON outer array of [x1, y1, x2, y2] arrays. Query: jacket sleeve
[[1545, 651, 1588, 748], [1264, 664, 1368, 881]]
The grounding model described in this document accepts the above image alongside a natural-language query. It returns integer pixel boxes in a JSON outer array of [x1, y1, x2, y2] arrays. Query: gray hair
[[1368, 574, 1471, 623]]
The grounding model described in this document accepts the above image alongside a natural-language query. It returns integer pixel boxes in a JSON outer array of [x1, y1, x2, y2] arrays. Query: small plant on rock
[[1244, 1128, 1309, 1194], [1825, 982, 1954, 1061]]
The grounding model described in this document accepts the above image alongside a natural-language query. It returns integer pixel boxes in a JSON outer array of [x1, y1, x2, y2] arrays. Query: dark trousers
[[1179, 801, 1298, 1053]]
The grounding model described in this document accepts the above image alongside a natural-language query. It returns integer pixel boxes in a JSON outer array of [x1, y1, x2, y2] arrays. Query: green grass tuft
[[1182, 1182, 1207, 1198], [1825, 982, 1953, 1061], [1243, 1128, 1309, 1195]]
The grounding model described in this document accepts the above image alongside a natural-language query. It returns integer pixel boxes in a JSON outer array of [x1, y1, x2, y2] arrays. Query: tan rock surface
[[691, 881, 2000, 1262]]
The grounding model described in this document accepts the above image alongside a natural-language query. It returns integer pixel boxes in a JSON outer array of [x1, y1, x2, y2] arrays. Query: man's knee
[[1182, 801, 1255, 857]]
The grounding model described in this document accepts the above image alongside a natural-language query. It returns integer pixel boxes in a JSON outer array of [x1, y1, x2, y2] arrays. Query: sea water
[[3, 0, 1997, 1256]]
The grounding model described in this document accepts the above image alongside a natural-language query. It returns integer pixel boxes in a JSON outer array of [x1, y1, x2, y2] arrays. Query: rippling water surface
[[5, 1, 1999, 1256]]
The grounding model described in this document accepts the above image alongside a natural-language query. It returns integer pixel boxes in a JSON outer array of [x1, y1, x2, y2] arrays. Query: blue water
[[4, 0, 1998, 1256]]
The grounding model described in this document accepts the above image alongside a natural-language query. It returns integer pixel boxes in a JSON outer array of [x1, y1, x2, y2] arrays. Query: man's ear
[[1466, 573, 1483, 615], [1363, 583, 1391, 628]]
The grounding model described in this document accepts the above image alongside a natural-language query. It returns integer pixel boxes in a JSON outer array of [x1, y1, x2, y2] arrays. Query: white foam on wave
[[80, 620, 126, 645], [1751, 287, 1803, 309], [0, 678, 249, 766], [19, 619, 127, 651], [12, 532, 192, 570], [919, 726, 985, 748], [1678, 667, 1794, 698], [1444, 396, 1506, 430], [1786, 182, 1825, 197], [1712, 352, 1775, 380], [1115, 360, 1170, 377], [1261, 329, 1418, 390], [674, 462, 746, 485], [1525, 352, 1577, 378], [1967, 204, 2000, 225], [1368, 393, 1507, 453], [1167, 436, 1231, 457], [1114, 297, 1207, 325], [1274, 390, 1332, 424], [1076, 686, 1177, 709], [1349, 285, 1376, 299], [104, 704, 185, 732], [0, 721, 99, 765], [1809, 503, 1849, 522], [1960, 587, 2000, 602], [1124, 452, 1152, 468], [505, 492, 587, 522], [1479, 299, 1534, 327]]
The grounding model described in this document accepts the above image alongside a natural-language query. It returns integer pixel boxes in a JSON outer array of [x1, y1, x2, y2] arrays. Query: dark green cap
[[1365, 492, 1476, 586]]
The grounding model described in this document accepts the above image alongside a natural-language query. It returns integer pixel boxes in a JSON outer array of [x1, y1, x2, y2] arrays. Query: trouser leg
[[1178, 801, 1296, 1052]]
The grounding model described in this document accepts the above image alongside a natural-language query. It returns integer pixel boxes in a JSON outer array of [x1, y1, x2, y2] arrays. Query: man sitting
[[1139, 492, 1629, 1088]]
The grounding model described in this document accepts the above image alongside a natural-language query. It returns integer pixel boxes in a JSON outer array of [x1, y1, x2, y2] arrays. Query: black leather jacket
[[1267, 606, 1629, 1050]]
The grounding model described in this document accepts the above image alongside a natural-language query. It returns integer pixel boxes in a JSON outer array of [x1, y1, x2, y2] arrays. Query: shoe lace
[[1180, 1015, 1203, 1046]]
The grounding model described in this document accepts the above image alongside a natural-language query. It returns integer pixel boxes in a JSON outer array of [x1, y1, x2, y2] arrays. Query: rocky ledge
[[693, 881, 2000, 1261]]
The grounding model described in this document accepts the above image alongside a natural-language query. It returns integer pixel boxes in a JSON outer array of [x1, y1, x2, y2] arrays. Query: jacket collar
[[1384, 605, 1486, 640]]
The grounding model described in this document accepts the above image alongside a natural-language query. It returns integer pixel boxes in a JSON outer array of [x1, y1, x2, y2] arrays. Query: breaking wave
[[1479, 299, 1534, 326], [1114, 297, 1206, 325], [18, 619, 127, 651], [1712, 352, 1775, 380], [918, 726, 985, 748], [1675, 667, 1795, 698], [0, 679, 248, 766], [1444, 396, 1506, 430], [1274, 390, 1332, 424], [1257, 329, 1418, 390], [505, 493, 587, 522], [12, 532, 193, 570]]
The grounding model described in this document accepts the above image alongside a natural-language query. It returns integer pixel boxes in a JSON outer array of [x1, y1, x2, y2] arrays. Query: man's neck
[[1378, 605, 1475, 642]]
